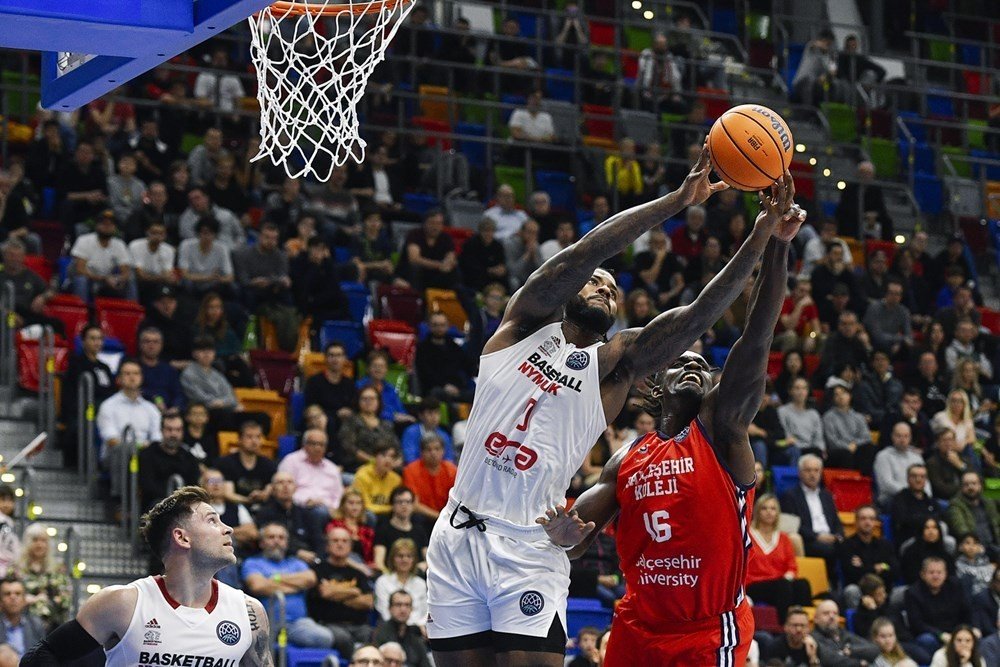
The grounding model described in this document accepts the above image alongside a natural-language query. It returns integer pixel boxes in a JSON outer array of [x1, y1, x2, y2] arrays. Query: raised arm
[[241, 596, 274, 666], [489, 146, 728, 349], [605, 175, 800, 394]]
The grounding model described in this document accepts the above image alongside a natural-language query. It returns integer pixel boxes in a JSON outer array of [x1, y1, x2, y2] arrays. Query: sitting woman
[[870, 617, 918, 667], [929, 624, 986, 667], [373, 538, 427, 629], [326, 490, 375, 575], [192, 291, 252, 387], [746, 493, 812, 622], [899, 517, 955, 584], [356, 350, 415, 427], [16, 524, 71, 631], [338, 386, 399, 474]]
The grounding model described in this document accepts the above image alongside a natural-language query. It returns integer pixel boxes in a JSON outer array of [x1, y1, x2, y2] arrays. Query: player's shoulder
[[79, 583, 139, 620]]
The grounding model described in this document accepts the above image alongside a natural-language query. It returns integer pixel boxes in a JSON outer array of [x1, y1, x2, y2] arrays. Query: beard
[[565, 294, 614, 335]]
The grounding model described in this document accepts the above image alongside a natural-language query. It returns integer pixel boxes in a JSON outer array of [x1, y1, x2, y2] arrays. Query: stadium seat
[[984, 477, 1000, 500], [795, 556, 830, 596], [823, 469, 873, 512], [534, 170, 575, 212], [425, 288, 468, 330], [566, 598, 612, 640], [896, 111, 926, 142], [417, 84, 451, 122], [978, 308, 1000, 336], [971, 149, 1000, 180], [319, 321, 365, 360], [581, 135, 616, 150], [618, 108, 659, 148], [767, 351, 784, 380], [624, 25, 652, 51], [454, 121, 487, 168], [864, 137, 899, 179], [278, 434, 297, 459], [712, 8, 737, 34], [696, 87, 729, 121], [23, 255, 53, 283], [588, 21, 615, 46], [752, 605, 782, 633], [368, 319, 417, 368], [771, 466, 799, 498], [378, 285, 424, 327], [31, 220, 66, 264], [284, 646, 341, 667], [339, 282, 370, 324], [967, 119, 988, 149], [927, 89, 955, 117], [459, 94, 498, 127], [444, 197, 485, 231], [499, 94, 525, 125], [249, 350, 298, 398], [233, 388, 288, 443], [821, 102, 857, 143], [946, 177, 982, 217], [864, 240, 897, 266], [940, 146, 972, 178], [402, 192, 439, 216], [217, 431, 277, 459], [16, 332, 70, 393], [494, 165, 529, 204], [543, 68, 575, 103], [411, 116, 452, 150], [914, 173, 944, 215], [95, 298, 145, 356], [788, 160, 815, 202], [42, 293, 89, 340], [582, 103, 614, 140], [542, 100, 580, 144]]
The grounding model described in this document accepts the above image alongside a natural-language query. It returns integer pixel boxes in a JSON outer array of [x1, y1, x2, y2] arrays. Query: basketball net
[[247, 0, 414, 181]]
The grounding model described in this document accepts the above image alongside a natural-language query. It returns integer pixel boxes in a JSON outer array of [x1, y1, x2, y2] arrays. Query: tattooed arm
[[485, 145, 728, 354], [241, 596, 274, 667]]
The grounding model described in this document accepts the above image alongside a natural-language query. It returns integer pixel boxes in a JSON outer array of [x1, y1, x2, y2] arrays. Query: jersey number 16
[[643, 510, 673, 543]]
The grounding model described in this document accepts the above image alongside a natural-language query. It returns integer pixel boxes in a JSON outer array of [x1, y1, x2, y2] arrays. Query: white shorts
[[426, 501, 571, 641]]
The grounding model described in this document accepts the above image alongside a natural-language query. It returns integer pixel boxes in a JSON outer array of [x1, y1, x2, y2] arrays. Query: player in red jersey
[[538, 206, 803, 666]]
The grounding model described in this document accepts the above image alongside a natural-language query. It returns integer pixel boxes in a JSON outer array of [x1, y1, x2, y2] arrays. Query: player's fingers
[[694, 144, 710, 171], [583, 521, 596, 533], [785, 169, 796, 203], [709, 180, 730, 193]]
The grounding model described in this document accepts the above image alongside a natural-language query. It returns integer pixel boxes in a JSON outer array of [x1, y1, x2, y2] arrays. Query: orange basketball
[[707, 104, 794, 191]]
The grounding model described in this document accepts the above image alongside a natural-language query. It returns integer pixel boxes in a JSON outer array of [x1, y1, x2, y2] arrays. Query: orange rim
[[269, 0, 409, 16]]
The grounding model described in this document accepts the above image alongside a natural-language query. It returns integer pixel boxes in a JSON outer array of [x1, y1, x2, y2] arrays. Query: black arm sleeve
[[21, 619, 101, 665]]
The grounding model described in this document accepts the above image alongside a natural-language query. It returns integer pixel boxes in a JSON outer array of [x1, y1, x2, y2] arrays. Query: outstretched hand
[[774, 203, 808, 242], [754, 171, 799, 236], [677, 142, 730, 207], [536, 504, 596, 548]]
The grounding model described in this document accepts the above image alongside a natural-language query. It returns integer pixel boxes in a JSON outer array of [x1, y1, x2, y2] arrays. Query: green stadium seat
[[624, 25, 652, 51], [865, 137, 900, 178], [461, 94, 498, 127], [940, 146, 972, 178], [985, 478, 1000, 500], [821, 102, 857, 143], [968, 119, 988, 149], [928, 39, 954, 62], [494, 165, 529, 204], [746, 12, 771, 41]]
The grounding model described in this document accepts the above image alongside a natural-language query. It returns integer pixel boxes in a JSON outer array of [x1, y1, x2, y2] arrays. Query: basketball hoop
[[247, 0, 414, 181]]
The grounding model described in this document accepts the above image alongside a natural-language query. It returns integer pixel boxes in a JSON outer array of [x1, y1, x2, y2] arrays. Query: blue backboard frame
[[0, 0, 273, 110]]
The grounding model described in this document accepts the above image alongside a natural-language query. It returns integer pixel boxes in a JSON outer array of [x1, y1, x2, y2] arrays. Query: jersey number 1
[[515, 398, 537, 431], [643, 510, 673, 543]]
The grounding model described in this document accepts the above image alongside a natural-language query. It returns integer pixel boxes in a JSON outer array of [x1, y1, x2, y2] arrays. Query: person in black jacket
[[457, 218, 508, 293], [836, 161, 894, 242], [60, 325, 116, 468], [290, 237, 349, 326], [568, 525, 624, 608], [972, 566, 1000, 636], [890, 463, 947, 548], [414, 312, 473, 404], [370, 590, 433, 667], [137, 412, 200, 512], [780, 454, 844, 578], [904, 556, 972, 657], [254, 471, 326, 564], [137, 285, 194, 366], [838, 505, 899, 605]]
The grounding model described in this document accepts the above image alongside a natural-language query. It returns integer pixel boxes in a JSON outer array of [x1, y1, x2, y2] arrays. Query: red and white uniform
[[607, 420, 755, 666]]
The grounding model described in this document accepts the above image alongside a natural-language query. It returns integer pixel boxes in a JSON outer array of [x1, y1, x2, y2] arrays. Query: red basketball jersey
[[615, 420, 755, 626]]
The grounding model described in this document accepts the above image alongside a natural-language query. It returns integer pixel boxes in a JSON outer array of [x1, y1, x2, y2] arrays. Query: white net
[[247, 0, 414, 181]]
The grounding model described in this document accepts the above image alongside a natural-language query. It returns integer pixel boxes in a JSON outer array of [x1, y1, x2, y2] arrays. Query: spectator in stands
[[812, 243, 865, 326], [774, 351, 805, 405], [566, 627, 601, 667], [137, 412, 200, 512], [106, 153, 146, 223], [955, 532, 994, 599], [905, 556, 972, 657], [935, 266, 970, 312], [403, 432, 457, 522], [822, 384, 874, 471], [26, 120, 66, 190], [812, 599, 880, 665], [255, 471, 326, 564], [901, 516, 956, 584], [929, 236, 974, 297], [400, 400, 453, 465], [166, 162, 193, 220], [839, 162, 894, 242], [193, 46, 246, 113], [311, 166, 360, 233], [775, 276, 821, 353], [375, 538, 427, 627], [69, 209, 136, 301], [881, 387, 933, 452], [761, 606, 825, 664], [196, 288, 249, 382], [233, 221, 299, 351], [177, 216, 236, 299], [640, 143, 668, 201], [179, 335, 244, 424], [839, 504, 898, 600], [746, 494, 812, 622], [982, 415, 1000, 479], [243, 523, 324, 647], [357, 350, 414, 426], [15, 524, 70, 631], [327, 490, 375, 571], [525, 191, 558, 243], [874, 422, 926, 506], [205, 154, 248, 223], [0, 165, 41, 254], [415, 312, 473, 405], [948, 472, 1000, 561], [817, 311, 871, 386], [777, 379, 825, 462], [623, 289, 657, 329], [634, 228, 686, 310], [372, 590, 432, 667], [864, 278, 913, 358], [0, 487, 18, 580], [0, 240, 58, 333], [855, 350, 904, 427], [354, 441, 404, 523], [890, 462, 946, 543], [604, 138, 643, 210], [437, 16, 478, 94], [781, 454, 842, 574], [58, 140, 108, 231], [972, 566, 1000, 637], [304, 526, 375, 657], [868, 616, 920, 667], [97, 359, 162, 500], [931, 625, 986, 667], [488, 17, 538, 94], [945, 320, 993, 381], [508, 89, 556, 145], [637, 32, 687, 114], [933, 391, 978, 452], [0, 577, 45, 662], [802, 220, 852, 276], [264, 177, 309, 233], [127, 118, 171, 185], [290, 237, 350, 329], [836, 34, 886, 86], [395, 209, 457, 291], [670, 205, 708, 262], [60, 324, 115, 467], [791, 28, 844, 107], [304, 341, 356, 434], [178, 186, 244, 249], [503, 218, 541, 290], [138, 289, 191, 373], [750, 389, 787, 467], [952, 360, 994, 431], [539, 219, 576, 264], [372, 485, 426, 573], [129, 219, 177, 304], [338, 385, 398, 474], [350, 211, 394, 284], [935, 286, 979, 340], [277, 428, 344, 522], [928, 428, 976, 501], [216, 420, 276, 506], [187, 128, 229, 187], [484, 185, 529, 242], [911, 350, 949, 417], [550, 2, 588, 69], [458, 217, 508, 293]]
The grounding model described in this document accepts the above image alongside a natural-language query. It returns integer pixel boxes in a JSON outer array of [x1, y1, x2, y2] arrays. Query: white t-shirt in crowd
[[71, 233, 132, 277], [128, 239, 176, 276], [508, 109, 555, 141]]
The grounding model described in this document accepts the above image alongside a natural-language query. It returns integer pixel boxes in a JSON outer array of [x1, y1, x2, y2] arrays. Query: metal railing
[[896, 115, 918, 196], [118, 426, 141, 551], [273, 590, 288, 667], [15, 466, 34, 535], [76, 372, 96, 489], [62, 525, 82, 614], [36, 326, 55, 439], [0, 282, 15, 391]]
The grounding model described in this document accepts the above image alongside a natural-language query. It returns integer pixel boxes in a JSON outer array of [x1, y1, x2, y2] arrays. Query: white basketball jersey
[[105, 575, 252, 667], [450, 321, 606, 526]]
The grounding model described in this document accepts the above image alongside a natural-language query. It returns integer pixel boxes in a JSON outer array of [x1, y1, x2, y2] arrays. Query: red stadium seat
[[767, 351, 784, 381], [823, 469, 873, 512], [621, 52, 639, 79], [752, 605, 782, 634], [789, 160, 815, 202], [377, 285, 424, 328], [249, 349, 298, 398], [803, 353, 820, 378], [582, 104, 614, 140], [443, 227, 473, 255], [978, 307, 1000, 335], [588, 21, 615, 46], [697, 87, 730, 121], [16, 332, 69, 392], [42, 294, 89, 340], [368, 319, 417, 369], [23, 255, 54, 283], [412, 117, 452, 150], [864, 240, 897, 265], [95, 298, 145, 356], [30, 220, 66, 264]]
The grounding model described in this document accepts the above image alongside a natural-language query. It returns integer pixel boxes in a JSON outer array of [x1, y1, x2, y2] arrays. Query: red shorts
[[603, 601, 753, 667]]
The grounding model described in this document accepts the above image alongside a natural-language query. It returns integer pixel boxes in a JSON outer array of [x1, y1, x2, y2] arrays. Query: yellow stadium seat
[[796, 556, 829, 597], [418, 85, 452, 122], [301, 352, 354, 379], [425, 288, 468, 331], [234, 388, 288, 441], [216, 430, 277, 459]]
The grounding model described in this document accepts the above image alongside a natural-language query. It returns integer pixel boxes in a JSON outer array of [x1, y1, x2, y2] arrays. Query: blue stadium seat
[[897, 140, 935, 175], [896, 111, 926, 142], [772, 466, 799, 498], [332, 246, 352, 264], [290, 391, 305, 432], [513, 11, 542, 39], [566, 598, 612, 640], [319, 321, 365, 359], [615, 271, 633, 294], [534, 170, 575, 212], [879, 513, 893, 543], [340, 282, 371, 323], [41, 187, 57, 218], [960, 44, 982, 66], [914, 173, 943, 215], [544, 68, 576, 102], [500, 94, 526, 123], [285, 646, 342, 667], [402, 192, 440, 216], [278, 433, 297, 459], [971, 149, 1000, 180], [926, 90, 955, 118], [455, 121, 487, 168], [785, 43, 804, 90], [712, 9, 738, 35]]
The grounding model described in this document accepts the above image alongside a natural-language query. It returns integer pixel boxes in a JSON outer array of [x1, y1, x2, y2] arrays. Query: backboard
[[0, 0, 273, 110]]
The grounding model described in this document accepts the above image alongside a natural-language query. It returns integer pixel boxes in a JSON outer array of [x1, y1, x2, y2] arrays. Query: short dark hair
[[324, 341, 346, 355], [0, 485, 14, 501], [140, 486, 212, 559], [0, 576, 24, 593], [921, 555, 947, 572], [374, 441, 401, 458], [161, 411, 184, 429], [785, 605, 809, 621], [117, 358, 142, 377], [239, 420, 263, 437], [390, 486, 414, 504], [192, 335, 215, 351], [858, 573, 884, 596], [194, 216, 220, 235], [81, 323, 103, 340], [576, 626, 601, 642], [388, 589, 413, 606], [260, 221, 280, 235]]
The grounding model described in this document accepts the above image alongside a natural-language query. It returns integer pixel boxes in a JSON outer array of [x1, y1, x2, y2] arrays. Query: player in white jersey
[[22, 486, 273, 666], [427, 146, 804, 666]]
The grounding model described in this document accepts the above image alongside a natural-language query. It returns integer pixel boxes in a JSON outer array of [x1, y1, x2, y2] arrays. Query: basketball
[[707, 105, 795, 191]]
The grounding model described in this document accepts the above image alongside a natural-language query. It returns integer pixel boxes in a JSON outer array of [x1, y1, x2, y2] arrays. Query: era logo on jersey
[[484, 432, 538, 471], [566, 350, 590, 370], [216, 620, 241, 646]]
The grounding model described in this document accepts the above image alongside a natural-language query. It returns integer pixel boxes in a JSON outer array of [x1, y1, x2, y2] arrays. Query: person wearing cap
[[68, 208, 136, 301], [138, 285, 193, 367], [128, 218, 177, 305]]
